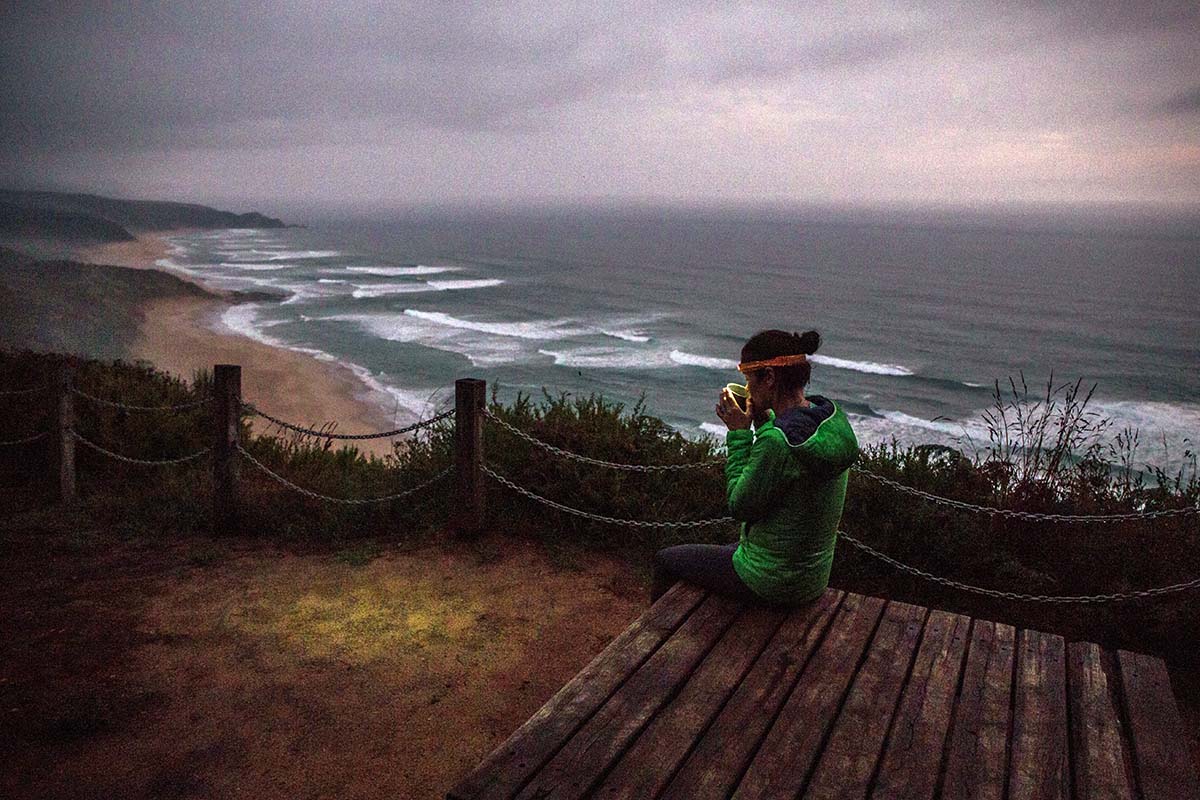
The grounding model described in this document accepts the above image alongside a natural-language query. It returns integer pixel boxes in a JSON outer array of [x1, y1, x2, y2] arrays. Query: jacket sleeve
[[725, 428, 792, 521]]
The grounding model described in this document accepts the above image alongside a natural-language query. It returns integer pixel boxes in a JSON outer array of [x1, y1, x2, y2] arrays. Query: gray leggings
[[650, 541, 765, 605]]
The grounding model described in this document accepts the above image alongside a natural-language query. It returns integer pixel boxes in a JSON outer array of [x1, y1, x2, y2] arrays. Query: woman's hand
[[716, 388, 753, 430]]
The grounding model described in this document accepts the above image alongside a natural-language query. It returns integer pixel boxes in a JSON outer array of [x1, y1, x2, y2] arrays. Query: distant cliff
[[0, 189, 288, 251]]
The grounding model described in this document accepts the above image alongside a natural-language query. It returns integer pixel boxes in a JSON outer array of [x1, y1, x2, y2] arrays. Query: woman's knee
[[654, 544, 692, 575]]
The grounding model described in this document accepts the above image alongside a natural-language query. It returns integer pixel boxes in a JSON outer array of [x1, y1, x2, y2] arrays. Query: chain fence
[[836, 530, 1200, 603], [70, 430, 211, 465], [849, 466, 1200, 522], [0, 384, 47, 397], [0, 430, 50, 446], [243, 402, 454, 441], [237, 443, 452, 505], [71, 386, 211, 412], [482, 413, 1198, 523], [482, 463, 734, 529], [483, 408, 725, 472]]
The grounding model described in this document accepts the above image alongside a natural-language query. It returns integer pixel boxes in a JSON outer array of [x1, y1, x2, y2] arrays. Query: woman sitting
[[651, 328, 859, 607]]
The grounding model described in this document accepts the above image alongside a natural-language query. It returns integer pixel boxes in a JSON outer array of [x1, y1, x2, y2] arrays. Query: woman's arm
[[725, 428, 792, 521]]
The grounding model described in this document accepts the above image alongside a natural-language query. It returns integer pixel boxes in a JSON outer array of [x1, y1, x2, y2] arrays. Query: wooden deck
[[448, 583, 1200, 800]]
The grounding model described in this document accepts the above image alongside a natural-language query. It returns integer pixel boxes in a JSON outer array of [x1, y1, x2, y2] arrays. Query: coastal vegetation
[[1, 349, 1196, 661], [0, 248, 211, 357]]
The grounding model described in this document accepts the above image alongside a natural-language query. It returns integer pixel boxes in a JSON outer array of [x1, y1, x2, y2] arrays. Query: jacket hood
[[764, 396, 858, 479]]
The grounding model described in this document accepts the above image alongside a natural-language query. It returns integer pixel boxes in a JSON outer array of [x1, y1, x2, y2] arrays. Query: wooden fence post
[[454, 378, 486, 537], [52, 362, 76, 506], [212, 364, 241, 535]]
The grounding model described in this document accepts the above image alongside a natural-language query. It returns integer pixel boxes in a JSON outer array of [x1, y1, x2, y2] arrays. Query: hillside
[[0, 247, 212, 359], [0, 201, 136, 246]]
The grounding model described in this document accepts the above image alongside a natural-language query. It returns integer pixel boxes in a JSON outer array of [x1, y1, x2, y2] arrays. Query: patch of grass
[[187, 543, 226, 567], [334, 542, 381, 567]]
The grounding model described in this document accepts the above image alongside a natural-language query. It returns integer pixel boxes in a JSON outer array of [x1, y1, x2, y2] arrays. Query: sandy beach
[[78, 231, 407, 459]]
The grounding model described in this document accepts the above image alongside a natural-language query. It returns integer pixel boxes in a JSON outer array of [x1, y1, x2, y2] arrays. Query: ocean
[[155, 205, 1199, 472]]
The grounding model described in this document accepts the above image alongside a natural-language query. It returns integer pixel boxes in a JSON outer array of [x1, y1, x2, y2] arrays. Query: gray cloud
[[1157, 86, 1200, 115], [1, 2, 1197, 208]]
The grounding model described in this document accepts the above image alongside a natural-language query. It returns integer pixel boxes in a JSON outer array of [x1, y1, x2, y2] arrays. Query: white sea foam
[[403, 310, 587, 340], [224, 249, 340, 262], [349, 279, 504, 298], [425, 278, 505, 290], [963, 381, 985, 388], [274, 282, 343, 305], [809, 354, 913, 376], [218, 262, 297, 271], [219, 304, 284, 347], [351, 283, 439, 298], [599, 328, 651, 343], [669, 350, 740, 370], [538, 347, 654, 369], [342, 265, 460, 276], [320, 313, 525, 366], [876, 409, 991, 440], [318, 279, 347, 284]]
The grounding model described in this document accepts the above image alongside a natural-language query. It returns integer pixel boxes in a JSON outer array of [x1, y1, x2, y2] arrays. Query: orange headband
[[736, 353, 809, 374]]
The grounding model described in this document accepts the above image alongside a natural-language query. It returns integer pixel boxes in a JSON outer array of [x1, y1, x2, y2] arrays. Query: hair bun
[[797, 329, 821, 355]]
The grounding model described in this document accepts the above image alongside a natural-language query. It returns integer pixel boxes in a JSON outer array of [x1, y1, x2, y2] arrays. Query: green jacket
[[726, 397, 858, 605]]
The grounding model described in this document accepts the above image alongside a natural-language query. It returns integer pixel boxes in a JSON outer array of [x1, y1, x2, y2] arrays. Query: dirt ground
[[0, 519, 649, 800], [3, 512, 1198, 799]]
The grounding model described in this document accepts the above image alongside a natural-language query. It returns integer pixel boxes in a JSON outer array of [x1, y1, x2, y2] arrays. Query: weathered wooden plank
[[657, 589, 845, 800], [729, 593, 888, 799], [869, 609, 972, 799], [1067, 642, 1135, 800], [512, 591, 743, 800], [447, 582, 706, 800], [940, 620, 1016, 800], [1007, 629, 1069, 800], [588, 605, 788, 800], [1117, 649, 1200, 800], [804, 601, 928, 800]]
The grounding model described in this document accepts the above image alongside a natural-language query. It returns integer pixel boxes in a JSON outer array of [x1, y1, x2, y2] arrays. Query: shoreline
[[77, 231, 407, 459]]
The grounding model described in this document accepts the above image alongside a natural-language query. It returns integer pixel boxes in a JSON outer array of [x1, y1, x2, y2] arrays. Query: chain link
[[0, 384, 47, 397], [482, 463, 734, 529], [71, 386, 211, 412], [237, 443, 452, 505], [482, 408, 725, 472], [851, 466, 1200, 522], [243, 402, 454, 441], [837, 530, 1200, 603], [70, 430, 210, 465], [0, 430, 49, 446]]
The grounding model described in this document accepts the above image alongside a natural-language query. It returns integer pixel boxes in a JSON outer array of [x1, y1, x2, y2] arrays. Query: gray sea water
[[155, 205, 1199, 471]]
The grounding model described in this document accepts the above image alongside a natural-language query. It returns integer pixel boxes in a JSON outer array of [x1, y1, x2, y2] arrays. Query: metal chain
[[837, 530, 1200, 603], [0, 384, 47, 397], [70, 430, 210, 465], [480, 411, 1195, 522], [243, 402, 454, 440], [851, 465, 1200, 522], [482, 463, 734, 529], [237, 443, 452, 505], [71, 386, 211, 412], [482, 408, 724, 472], [0, 430, 49, 446]]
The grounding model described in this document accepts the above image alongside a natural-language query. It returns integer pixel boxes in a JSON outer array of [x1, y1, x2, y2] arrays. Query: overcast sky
[[1, 1, 1197, 212]]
